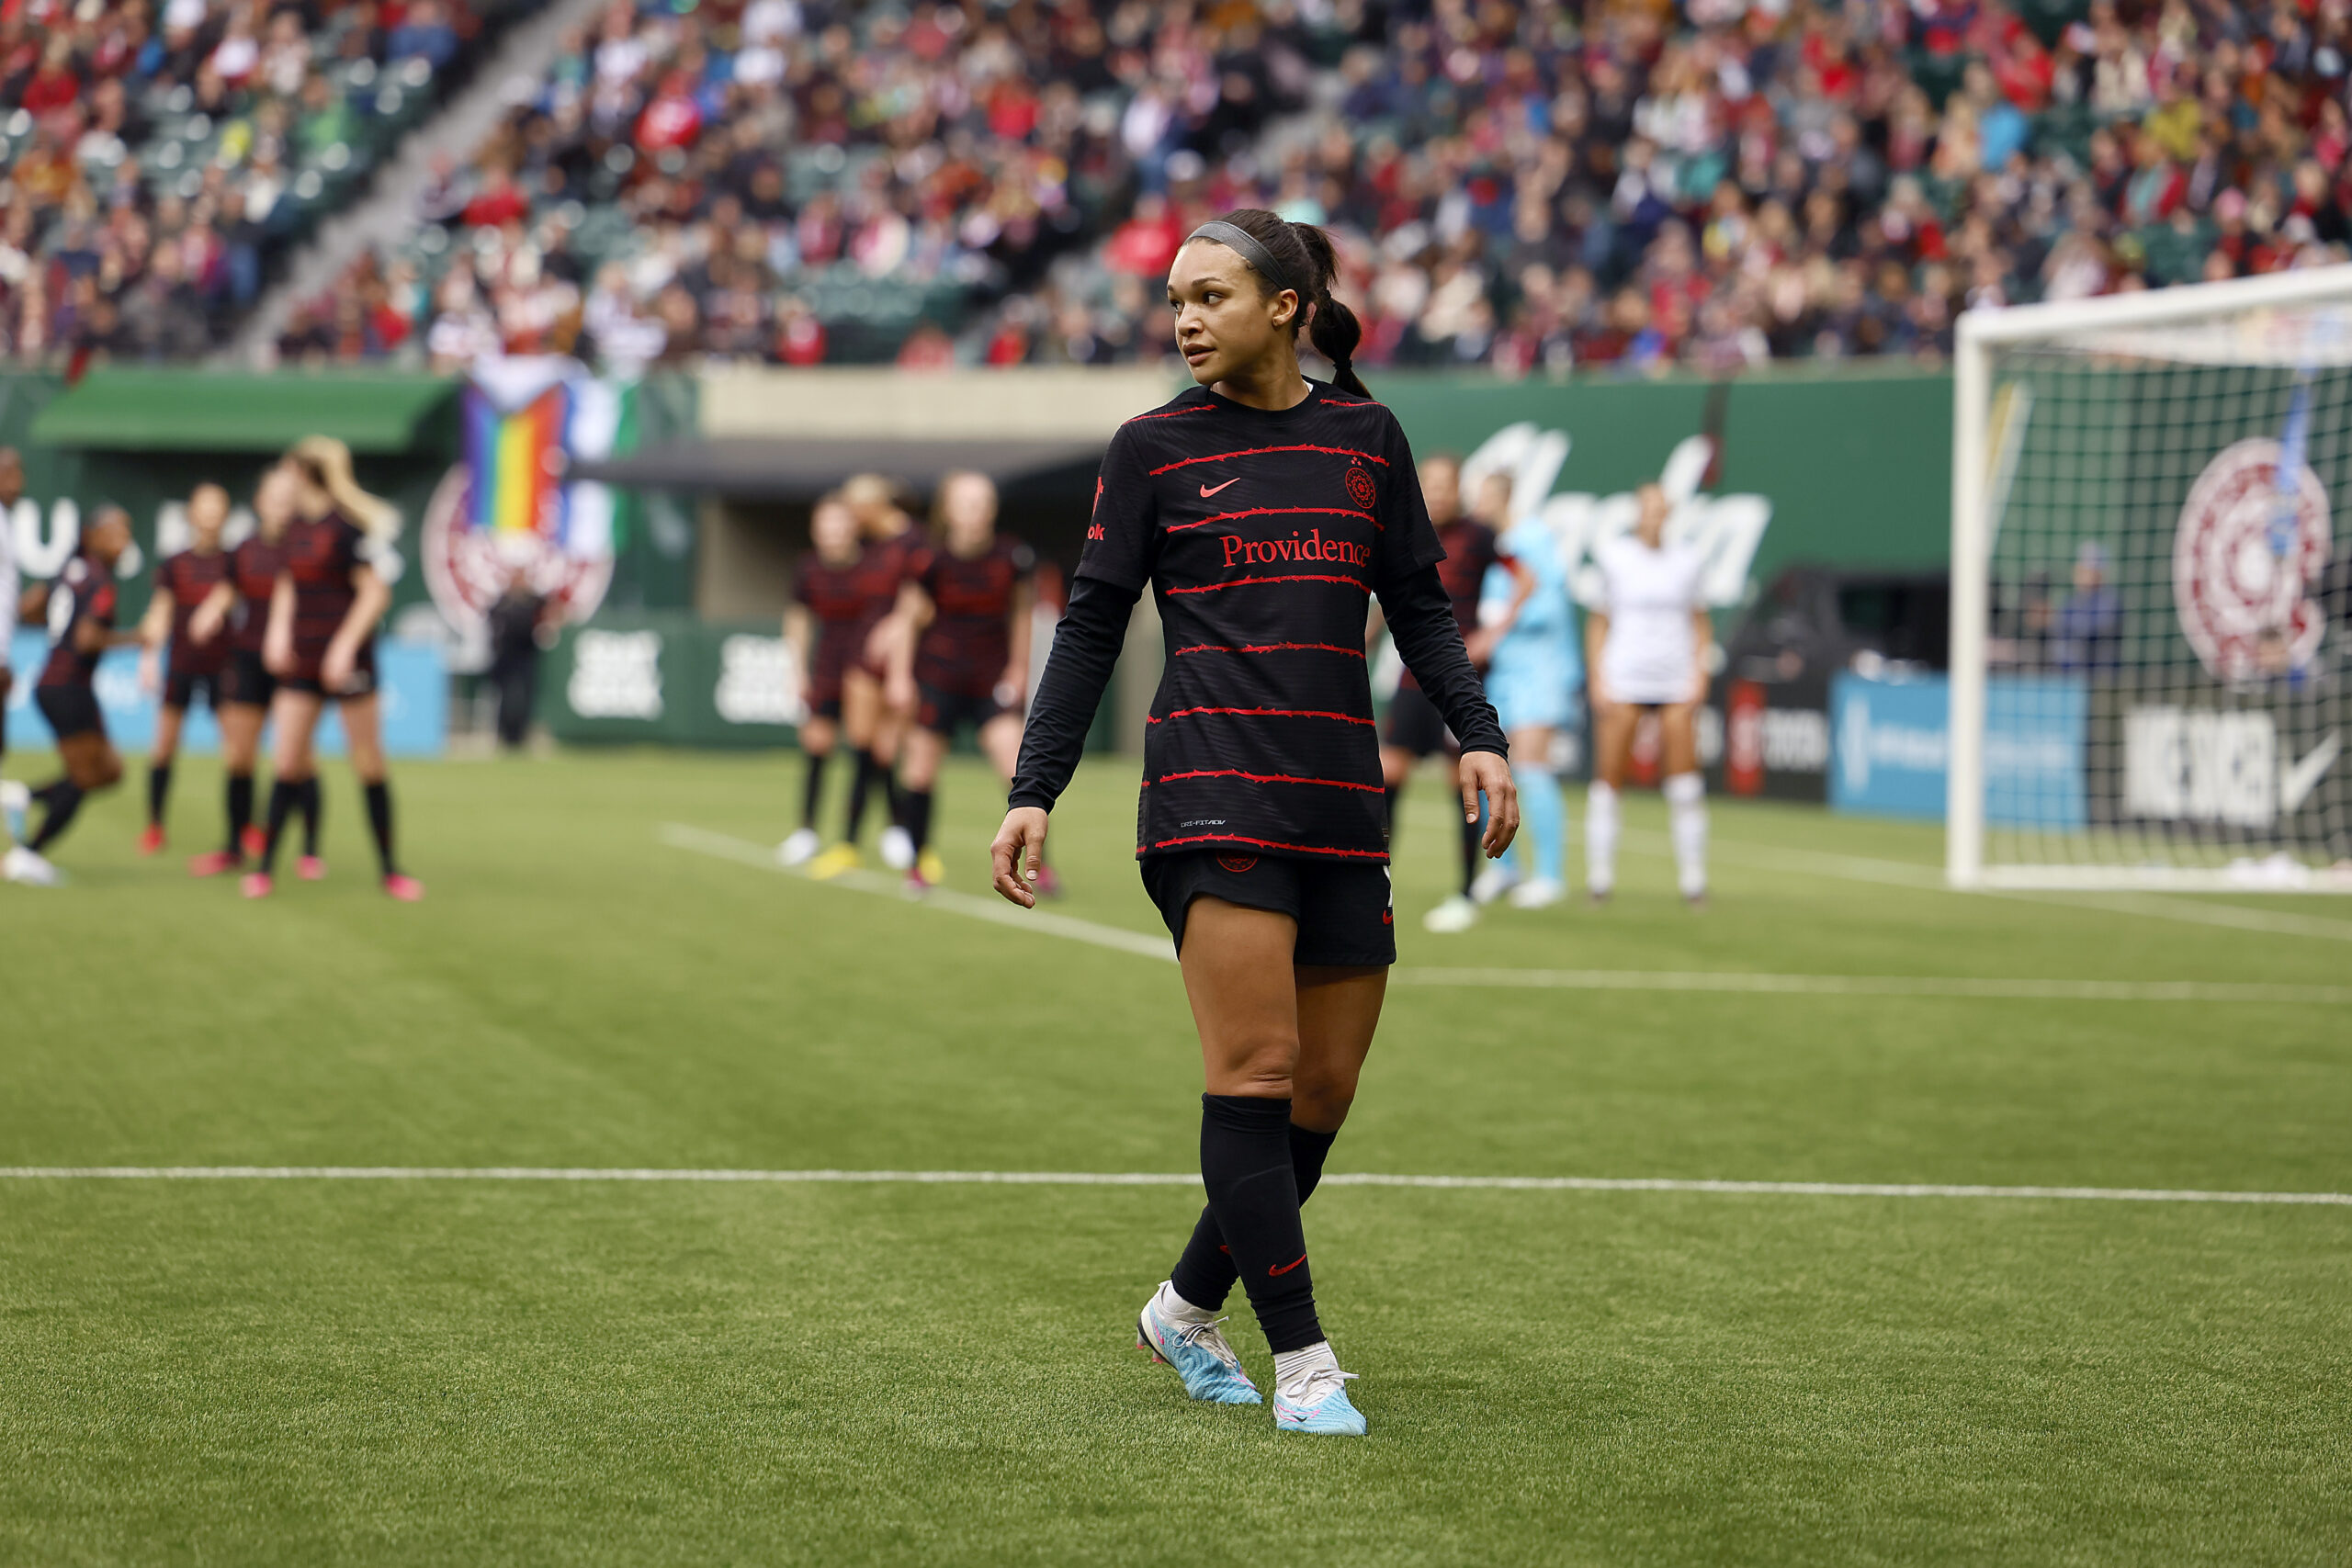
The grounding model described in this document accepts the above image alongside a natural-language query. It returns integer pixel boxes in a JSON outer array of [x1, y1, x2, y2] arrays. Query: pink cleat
[[297, 854, 327, 881], [188, 850, 241, 878], [241, 872, 273, 899], [382, 873, 425, 902], [138, 824, 165, 856]]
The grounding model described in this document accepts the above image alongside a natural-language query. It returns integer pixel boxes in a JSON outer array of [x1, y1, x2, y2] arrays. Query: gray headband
[[1187, 220, 1297, 299]]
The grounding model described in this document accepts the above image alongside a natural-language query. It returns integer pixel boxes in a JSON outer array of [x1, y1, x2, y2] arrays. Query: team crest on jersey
[[1216, 854, 1258, 874], [1344, 463, 1376, 510], [2173, 437, 2334, 680]]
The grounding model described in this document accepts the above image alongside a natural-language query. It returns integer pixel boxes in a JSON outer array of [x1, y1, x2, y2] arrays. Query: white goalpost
[[1949, 266, 2352, 892]]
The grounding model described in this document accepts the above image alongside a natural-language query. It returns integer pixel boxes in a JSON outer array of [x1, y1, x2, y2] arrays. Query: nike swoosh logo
[[1199, 478, 1239, 498], [1270, 1252, 1307, 1276], [2281, 730, 2341, 813]]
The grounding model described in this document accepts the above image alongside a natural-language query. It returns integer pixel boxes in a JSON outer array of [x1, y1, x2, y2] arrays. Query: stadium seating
[[0, 0, 539, 362], [18, 0, 2352, 370]]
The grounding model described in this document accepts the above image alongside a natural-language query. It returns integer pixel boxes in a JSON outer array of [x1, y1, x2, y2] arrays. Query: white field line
[[1, 1166, 2345, 1206], [1618, 828, 2352, 944], [662, 824, 2343, 1004]]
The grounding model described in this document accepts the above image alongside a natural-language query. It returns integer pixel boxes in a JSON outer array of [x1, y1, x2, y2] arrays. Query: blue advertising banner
[[6, 634, 447, 757], [1830, 672, 2087, 829]]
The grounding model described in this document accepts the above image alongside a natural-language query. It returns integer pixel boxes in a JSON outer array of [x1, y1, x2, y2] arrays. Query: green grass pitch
[[1, 747, 2346, 1566]]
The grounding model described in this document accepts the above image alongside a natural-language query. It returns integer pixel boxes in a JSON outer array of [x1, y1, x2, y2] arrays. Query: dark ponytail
[[1192, 208, 1372, 399]]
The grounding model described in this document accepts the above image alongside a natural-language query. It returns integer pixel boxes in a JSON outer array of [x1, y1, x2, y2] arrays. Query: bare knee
[[1211, 1029, 1298, 1100], [1290, 1079, 1355, 1133]]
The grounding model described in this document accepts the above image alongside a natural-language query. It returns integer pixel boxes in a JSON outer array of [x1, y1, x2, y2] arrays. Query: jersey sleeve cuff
[[1006, 787, 1056, 811]]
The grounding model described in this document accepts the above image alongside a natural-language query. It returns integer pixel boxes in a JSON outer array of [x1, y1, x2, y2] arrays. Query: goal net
[[1950, 268, 2352, 891]]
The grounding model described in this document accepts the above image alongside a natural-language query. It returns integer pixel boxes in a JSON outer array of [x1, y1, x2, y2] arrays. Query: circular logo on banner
[[1344, 464, 1376, 510], [2174, 437, 2334, 680], [420, 461, 615, 639]]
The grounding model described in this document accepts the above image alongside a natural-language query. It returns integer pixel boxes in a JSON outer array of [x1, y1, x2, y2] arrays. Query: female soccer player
[[187, 463, 301, 876], [808, 474, 920, 879], [1373, 453, 1528, 933], [1473, 473, 1579, 908], [993, 210, 1514, 1437], [135, 482, 233, 859], [4, 506, 135, 886], [243, 438, 423, 902], [1584, 480, 1713, 904], [886, 468, 1036, 893], [777, 492, 865, 866]]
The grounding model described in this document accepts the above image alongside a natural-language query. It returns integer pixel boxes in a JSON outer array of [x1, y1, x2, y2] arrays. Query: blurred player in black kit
[[5, 505, 137, 886], [808, 474, 921, 879], [1374, 453, 1530, 933], [245, 438, 422, 902], [888, 469, 1038, 893], [135, 482, 232, 859], [777, 492, 865, 866], [994, 210, 1514, 1436], [187, 462, 300, 875]]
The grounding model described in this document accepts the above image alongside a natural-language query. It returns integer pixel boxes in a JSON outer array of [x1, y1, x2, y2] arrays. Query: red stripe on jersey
[[1165, 573, 1365, 595], [1171, 641, 1367, 660], [1148, 768, 1384, 793], [1149, 705, 1374, 727], [1148, 444, 1388, 476], [1144, 833, 1391, 860], [1166, 506, 1375, 534], [1125, 404, 1216, 422]]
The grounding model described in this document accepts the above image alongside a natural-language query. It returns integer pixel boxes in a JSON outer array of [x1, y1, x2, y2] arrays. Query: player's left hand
[[1460, 750, 1519, 858], [990, 806, 1049, 908], [322, 640, 356, 692]]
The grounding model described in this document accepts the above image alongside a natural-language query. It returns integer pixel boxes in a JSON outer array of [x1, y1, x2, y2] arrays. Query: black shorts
[[221, 649, 277, 708], [1382, 683, 1452, 758], [164, 665, 222, 712], [917, 682, 1013, 736], [808, 694, 843, 722], [281, 644, 379, 699], [35, 683, 105, 742], [1141, 851, 1396, 968]]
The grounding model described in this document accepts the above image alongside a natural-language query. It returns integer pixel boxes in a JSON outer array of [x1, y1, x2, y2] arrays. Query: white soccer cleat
[[4, 844, 62, 886], [776, 827, 821, 867], [1468, 863, 1519, 906], [1509, 876, 1566, 909], [0, 779, 28, 843], [878, 825, 916, 871], [1421, 893, 1478, 933]]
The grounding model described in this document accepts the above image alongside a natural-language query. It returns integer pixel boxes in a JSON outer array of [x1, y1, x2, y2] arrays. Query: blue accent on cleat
[[1136, 1300, 1261, 1404], [1274, 1379, 1366, 1436]]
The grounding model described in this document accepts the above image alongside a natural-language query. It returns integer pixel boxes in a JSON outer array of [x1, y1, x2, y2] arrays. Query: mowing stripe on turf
[[662, 823, 2346, 1004], [1392, 968, 2352, 1004], [2, 1167, 2346, 1205]]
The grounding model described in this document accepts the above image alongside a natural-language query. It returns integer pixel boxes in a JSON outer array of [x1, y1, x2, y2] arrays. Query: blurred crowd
[[22, 0, 2352, 373], [0, 0, 509, 364]]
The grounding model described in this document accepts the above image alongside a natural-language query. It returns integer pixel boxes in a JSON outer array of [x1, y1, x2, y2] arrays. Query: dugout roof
[[571, 435, 1107, 500], [29, 369, 458, 454]]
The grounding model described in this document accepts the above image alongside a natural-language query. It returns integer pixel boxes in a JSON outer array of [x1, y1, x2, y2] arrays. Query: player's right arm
[[782, 603, 811, 672], [1584, 610, 1609, 707], [188, 581, 233, 645], [262, 571, 296, 675], [884, 577, 932, 713], [136, 583, 173, 694]]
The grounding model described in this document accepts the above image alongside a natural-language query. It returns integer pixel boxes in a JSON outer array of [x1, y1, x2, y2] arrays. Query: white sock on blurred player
[[1665, 771, 1707, 899], [1585, 780, 1619, 897]]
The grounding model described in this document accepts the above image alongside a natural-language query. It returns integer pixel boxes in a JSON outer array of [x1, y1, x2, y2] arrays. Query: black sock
[[904, 788, 934, 854], [226, 773, 254, 855], [28, 779, 84, 852], [843, 749, 879, 842], [1172, 1121, 1339, 1313], [1460, 807, 1482, 897], [800, 747, 829, 830], [300, 776, 322, 856], [364, 780, 397, 877], [147, 760, 172, 827], [1193, 1094, 1321, 1353], [1384, 782, 1404, 843], [259, 779, 300, 873]]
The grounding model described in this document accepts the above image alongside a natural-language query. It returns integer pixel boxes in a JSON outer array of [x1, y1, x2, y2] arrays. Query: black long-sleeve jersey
[[1011, 382, 1505, 863]]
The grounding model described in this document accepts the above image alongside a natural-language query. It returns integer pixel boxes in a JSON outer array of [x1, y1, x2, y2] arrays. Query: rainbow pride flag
[[462, 382, 571, 544]]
